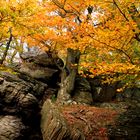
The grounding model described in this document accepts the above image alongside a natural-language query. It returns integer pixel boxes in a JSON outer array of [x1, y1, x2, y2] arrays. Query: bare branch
[[113, 0, 129, 21], [93, 38, 134, 64], [0, 28, 13, 64]]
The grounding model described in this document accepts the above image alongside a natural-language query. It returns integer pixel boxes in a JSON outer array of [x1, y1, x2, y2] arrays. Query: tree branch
[[93, 38, 134, 64], [113, 0, 129, 21]]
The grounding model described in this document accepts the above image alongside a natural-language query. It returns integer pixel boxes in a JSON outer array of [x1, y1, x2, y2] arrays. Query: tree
[[0, 0, 140, 102], [0, 27, 12, 64], [32, 0, 140, 99], [0, 0, 44, 64]]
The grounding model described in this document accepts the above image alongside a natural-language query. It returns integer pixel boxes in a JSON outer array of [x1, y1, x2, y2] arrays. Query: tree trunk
[[57, 48, 80, 104], [10, 50, 17, 64], [0, 28, 12, 65]]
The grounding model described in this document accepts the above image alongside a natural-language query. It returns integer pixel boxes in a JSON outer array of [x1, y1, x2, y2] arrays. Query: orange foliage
[[0, 0, 140, 86]]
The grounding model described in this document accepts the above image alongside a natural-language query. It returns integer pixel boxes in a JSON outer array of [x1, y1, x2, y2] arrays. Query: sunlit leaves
[[0, 0, 140, 86]]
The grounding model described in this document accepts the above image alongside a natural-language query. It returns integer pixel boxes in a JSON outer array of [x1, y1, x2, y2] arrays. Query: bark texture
[[57, 48, 80, 103], [0, 28, 12, 64]]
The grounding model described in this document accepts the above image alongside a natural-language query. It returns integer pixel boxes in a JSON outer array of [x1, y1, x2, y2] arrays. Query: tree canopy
[[0, 0, 140, 88]]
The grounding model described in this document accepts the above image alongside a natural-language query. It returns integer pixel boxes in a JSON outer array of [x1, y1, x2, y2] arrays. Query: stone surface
[[20, 52, 56, 67], [75, 76, 91, 91], [41, 100, 85, 140], [41, 100, 140, 140], [89, 77, 117, 102], [0, 115, 25, 140], [19, 63, 58, 82], [0, 68, 47, 140], [73, 77, 93, 105], [121, 88, 140, 102], [0, 52, 61, 140], [19, 52, 61, 85], [1, 52, 140, 140], [73, 90, 93, 105], [108, 107, 140, 140]]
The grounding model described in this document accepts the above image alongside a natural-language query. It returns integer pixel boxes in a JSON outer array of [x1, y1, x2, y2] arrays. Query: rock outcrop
[[41, 100, 85, 140], [0, 69, 47, 139], [89, 76, 117, 102], [1, 52, 140, 140], [0, 115, 26, 140], [73, 76, 93, 105], [0, 52, 61, 140], [108, 107, 140, 140], [41, 100, 140, 140], [19, 63, 58, 83]]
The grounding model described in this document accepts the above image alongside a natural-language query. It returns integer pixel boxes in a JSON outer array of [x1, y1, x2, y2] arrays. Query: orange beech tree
[[31, 0, 140, 91], [0, 0, 140, 101], [26, 0, 140, 101]]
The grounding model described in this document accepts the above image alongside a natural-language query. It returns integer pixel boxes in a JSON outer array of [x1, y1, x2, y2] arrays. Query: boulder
[[0, 68, 48, 139], [94, 101, 140, 139], [41, 100, 140, 140], [108, 107, 140, 140], [75, 76, 91, 91], [122, 88, 140, 102], [0, 115, 26, 140], [73, 77, 93, 105], [73, 91, 93, 105], [20, 52, 64, 69], [92, 84, 116, 102], [41, 100, 85, 140], [0, 70, 48, 117], [0, 71, 47, 99], [89, 77, 117, 102], [34, 53, 57, 67], [19, 63, 58, 82], [19, 52, 60, 83], [20, 52, 56, 67]]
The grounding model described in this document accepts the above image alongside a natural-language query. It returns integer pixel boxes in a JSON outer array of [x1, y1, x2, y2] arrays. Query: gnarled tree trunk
[[57, 48, 80, 104]]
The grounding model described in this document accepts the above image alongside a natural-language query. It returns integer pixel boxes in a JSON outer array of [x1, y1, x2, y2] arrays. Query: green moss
[[0, 66, 18, 75], [51, 95, 57, 102]]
